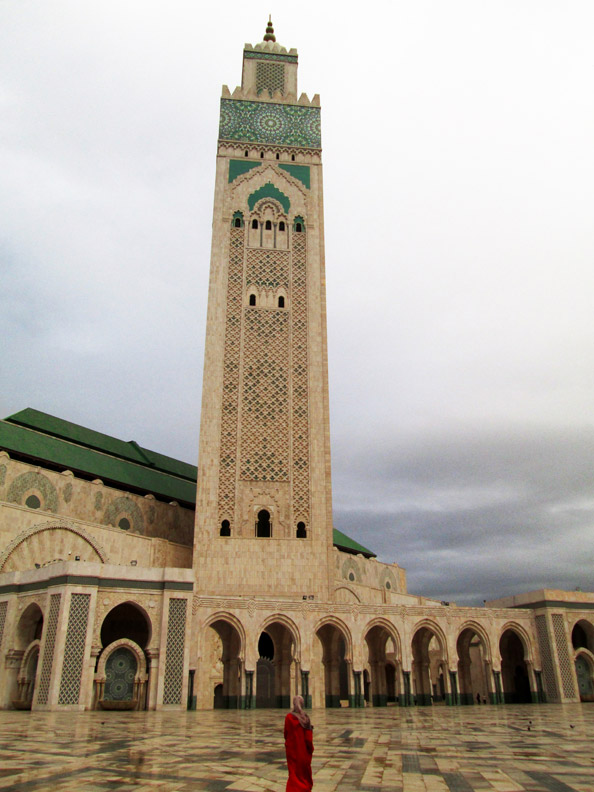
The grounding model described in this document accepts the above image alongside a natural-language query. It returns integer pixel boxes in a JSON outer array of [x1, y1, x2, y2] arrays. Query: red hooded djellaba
[[284, 695, 314, 792]]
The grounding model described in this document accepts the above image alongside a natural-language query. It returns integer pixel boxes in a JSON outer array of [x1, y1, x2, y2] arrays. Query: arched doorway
[[98, 603, 151, 710], [572, 620, 594, 701], [411, 624, 447, 705], [457, 627, 491, 705], [205, 619, 242, 709], [9, 603, 44, 708], [364, 623, 401, 706], [256, 621, 296, 708], [316, 622, 351, 708], [499, 629, 532, 703]]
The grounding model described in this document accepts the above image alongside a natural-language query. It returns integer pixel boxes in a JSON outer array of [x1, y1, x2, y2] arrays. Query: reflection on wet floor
[[0, 703, 593, 791]]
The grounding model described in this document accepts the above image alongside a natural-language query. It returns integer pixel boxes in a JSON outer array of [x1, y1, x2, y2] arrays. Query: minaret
[[194, 21, 332, 601]]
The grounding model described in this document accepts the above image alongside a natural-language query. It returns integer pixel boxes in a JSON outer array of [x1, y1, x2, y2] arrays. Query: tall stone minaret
[[194, 20, 333, 601]]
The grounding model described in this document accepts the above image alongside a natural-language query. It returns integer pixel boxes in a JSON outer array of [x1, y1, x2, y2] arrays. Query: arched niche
[[100, 602, 152, 650]]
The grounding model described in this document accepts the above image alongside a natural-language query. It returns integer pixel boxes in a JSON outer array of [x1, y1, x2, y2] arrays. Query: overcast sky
[[2, 1, 593, 605]]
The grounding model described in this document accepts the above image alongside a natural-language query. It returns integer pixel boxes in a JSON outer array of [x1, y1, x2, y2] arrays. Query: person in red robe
[[284, 695, 314, 791]]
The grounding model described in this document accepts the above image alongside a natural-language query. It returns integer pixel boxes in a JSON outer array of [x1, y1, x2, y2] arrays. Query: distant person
[[476, 693, 481, 704], [284, 695, 314, 791]]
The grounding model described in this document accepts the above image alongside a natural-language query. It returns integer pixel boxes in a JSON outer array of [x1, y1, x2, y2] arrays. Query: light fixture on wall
[[75, 556, 80, 561], [131, 560, 137, 566]]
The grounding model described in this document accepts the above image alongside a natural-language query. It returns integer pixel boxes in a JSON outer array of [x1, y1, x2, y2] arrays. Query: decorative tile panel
[[219, 99, 321, 148], [552, 613, 576, 698], [58, 593, 90, 705], [535, 614, 558, 700], [104, 647, 137, 701], [37, 593, 61, 705], [244, 50, 298, 64], [163, 598, 187, 705]]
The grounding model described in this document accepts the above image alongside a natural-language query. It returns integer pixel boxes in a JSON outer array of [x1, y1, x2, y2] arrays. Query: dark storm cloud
[[333, 427, 594, 604]]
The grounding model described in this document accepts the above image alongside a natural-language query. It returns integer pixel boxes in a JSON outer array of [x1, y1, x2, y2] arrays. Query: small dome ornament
[[263, 15, 276, 42]]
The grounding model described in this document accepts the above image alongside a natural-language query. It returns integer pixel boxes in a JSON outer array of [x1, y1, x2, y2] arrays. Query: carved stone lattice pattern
[[58, 593, 91, 705], [0, 601, 7, 650], [163, 598, 187, 705], [552, 613, 576, 698], [535, 614, 558, 700], [103, 496, 145, 534], [218, 225, 245, 525], [256, 62, 285, 96], [291, 230, 310, 523], [240, 309, 289, 481], [342, 558, 361, 583], [219, 99, 321, 148], [246, 248, 289, 289], [37, 593, 61, 705], [6, 471, 58, 512]]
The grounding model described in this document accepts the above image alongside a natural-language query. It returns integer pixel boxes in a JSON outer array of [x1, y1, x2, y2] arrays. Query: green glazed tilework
[[279, 163, 310, 188], [219, 99, 321, 148], [248, 182, 290, 212], [244, 50, 298, 64], [229, 160, 261, 183], [228, 160, 310, 189]]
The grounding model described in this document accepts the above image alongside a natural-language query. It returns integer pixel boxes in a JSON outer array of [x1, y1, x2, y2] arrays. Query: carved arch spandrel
[[0, 521, 108, 572]]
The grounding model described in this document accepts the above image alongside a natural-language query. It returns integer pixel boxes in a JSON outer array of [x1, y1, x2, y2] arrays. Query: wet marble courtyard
[[0, 703, 593, 792]]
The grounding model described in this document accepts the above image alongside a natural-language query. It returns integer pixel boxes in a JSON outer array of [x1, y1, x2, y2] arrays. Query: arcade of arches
[[191, 611, 594, 710]]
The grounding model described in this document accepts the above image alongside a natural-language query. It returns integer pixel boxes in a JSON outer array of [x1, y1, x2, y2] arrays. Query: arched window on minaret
[[296, 522, 307, 538], [256, 509, 271, 537], [220, 520, 231, 536]]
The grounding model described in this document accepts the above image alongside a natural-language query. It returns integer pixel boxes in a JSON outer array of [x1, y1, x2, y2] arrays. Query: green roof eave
[[0, 421, 196, 505], [332, 527, 375, 558], [6, 408, 197, 482]]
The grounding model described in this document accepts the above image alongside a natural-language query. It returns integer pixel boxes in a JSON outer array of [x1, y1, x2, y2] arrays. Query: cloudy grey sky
[[2, 1, 593, 605]]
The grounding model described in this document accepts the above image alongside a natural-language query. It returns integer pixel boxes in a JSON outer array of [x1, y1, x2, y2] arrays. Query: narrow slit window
[[220, 520, 230, 536], [295, 222, 302, 232], [252, 219, 258, 229], [276, 153, 279, 160], [260, 151, 264, 159], [249, 294, 256, 306], [279, 221, 285, 231], [244, 150, 249, 157], [265, 220, 272, 230], [278, 296, 285, 308], [234, 218, 242, 228], [296, 521, 307, 538], [291, 154, 295, 162]]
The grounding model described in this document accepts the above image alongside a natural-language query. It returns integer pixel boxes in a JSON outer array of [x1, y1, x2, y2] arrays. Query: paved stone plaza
[[0, 704, 593, 792]]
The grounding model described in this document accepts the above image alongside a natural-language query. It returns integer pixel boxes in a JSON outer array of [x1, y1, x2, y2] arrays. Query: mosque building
[[0, 21, 593, 712]]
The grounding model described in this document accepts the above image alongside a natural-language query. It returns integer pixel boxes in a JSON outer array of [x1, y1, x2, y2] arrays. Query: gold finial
[[263, 15, 276, 42]]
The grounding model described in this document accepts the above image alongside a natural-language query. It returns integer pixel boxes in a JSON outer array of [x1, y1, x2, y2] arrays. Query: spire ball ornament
[[263, 15, 276, 42]]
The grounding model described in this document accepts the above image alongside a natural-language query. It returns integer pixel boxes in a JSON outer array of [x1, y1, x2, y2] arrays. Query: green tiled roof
[[1, 410, 196, 506], [2, 408, 376, 555], [332, 527, 375, 558]]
